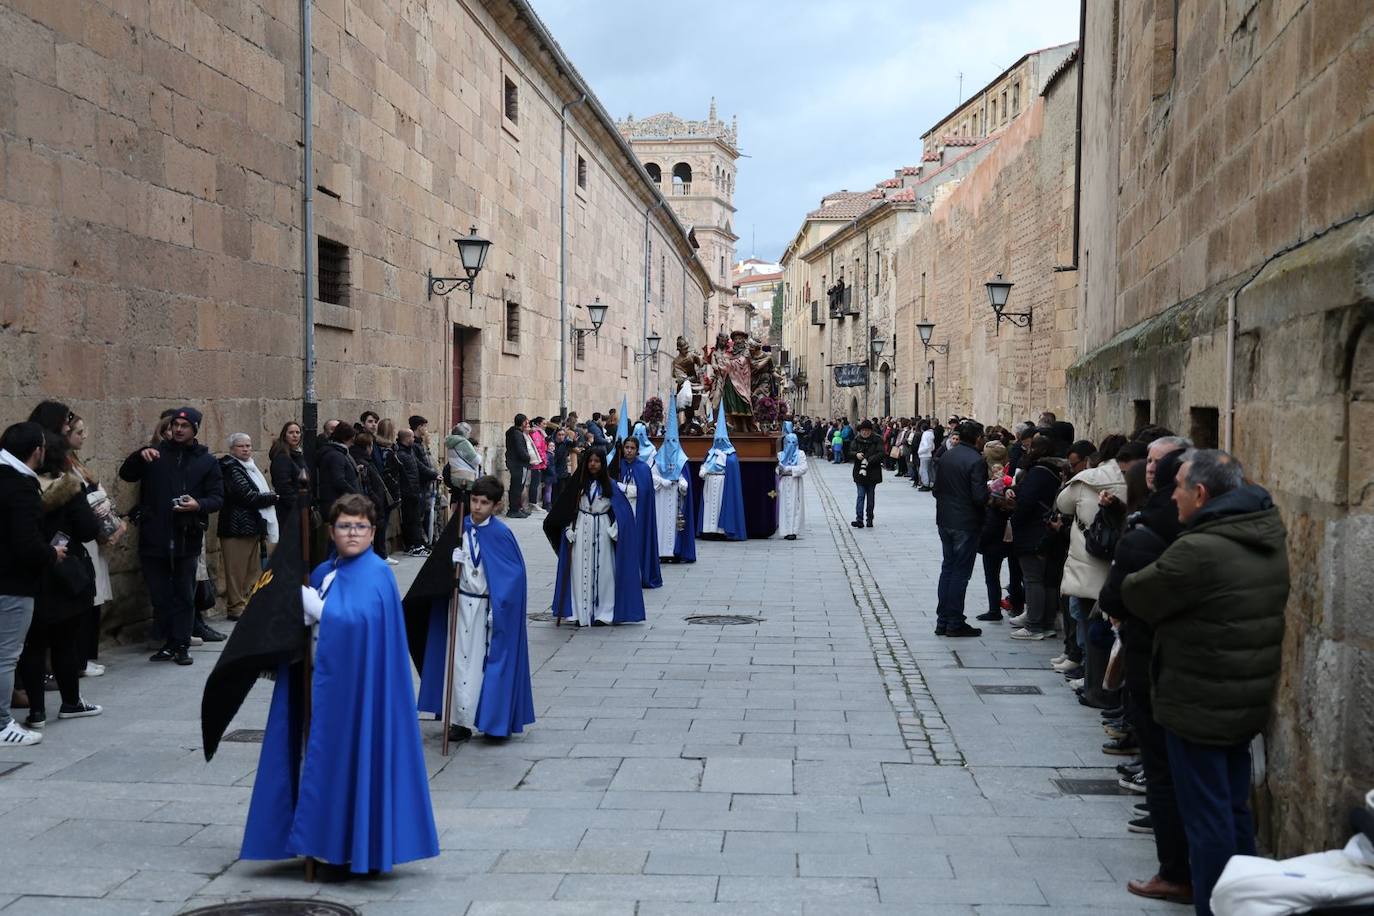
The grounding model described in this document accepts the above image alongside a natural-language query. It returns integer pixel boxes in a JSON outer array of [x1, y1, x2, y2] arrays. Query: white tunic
[[566, 487, 617, 626], [449, 519, 491, 729], [699, 469, 726, 535], [776, 452, 809, 538], [650, 464, 688, 558]]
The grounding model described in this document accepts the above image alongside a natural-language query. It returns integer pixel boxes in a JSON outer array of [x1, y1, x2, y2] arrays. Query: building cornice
[[798, 200, 919, 263]]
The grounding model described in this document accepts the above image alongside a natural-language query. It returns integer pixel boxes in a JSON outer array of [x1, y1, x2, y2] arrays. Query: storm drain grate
[[221, 729, 266, 743], [686, 615, 762, 626], [973, 684, 1043, 695], [0, 761, 29, 778], [527, 612, 557, 623], [184, 901, 359, 916], [1054, 777, 1132, 796]]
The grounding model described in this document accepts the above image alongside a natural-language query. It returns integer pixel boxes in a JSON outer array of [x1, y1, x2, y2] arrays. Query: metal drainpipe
[[558, 94, 587, 422], [863, 225, 871, 419], [300, 0, 317, 457], [643, 199, 667, 406]]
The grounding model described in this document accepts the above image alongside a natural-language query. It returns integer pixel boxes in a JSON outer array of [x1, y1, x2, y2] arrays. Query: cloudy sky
[[530, 0, 1080, 262]]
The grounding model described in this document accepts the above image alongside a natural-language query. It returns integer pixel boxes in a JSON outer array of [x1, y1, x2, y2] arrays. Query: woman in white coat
[[776, 422, 808, 540]]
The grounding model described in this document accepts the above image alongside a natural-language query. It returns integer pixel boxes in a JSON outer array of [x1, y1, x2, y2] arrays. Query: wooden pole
[[299, 504, 316, 883], [440, 543, 461, 757]]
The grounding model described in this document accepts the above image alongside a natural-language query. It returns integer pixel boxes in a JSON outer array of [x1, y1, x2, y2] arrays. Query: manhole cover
[[685, 615, 761, 626], [527, 612, 556, 622], [222, 729, 266, 743], [972, 685, 1043, 695], [0, 761, 28, 778], [183, 901, 359, 916], [1053, 777, 1132, 796]]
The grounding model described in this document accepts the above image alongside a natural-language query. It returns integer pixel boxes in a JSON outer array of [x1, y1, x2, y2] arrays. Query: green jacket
[[1122, 484, 1289, 747]]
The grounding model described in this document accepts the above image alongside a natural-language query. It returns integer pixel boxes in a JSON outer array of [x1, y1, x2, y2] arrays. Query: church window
[[645, 162, 661, 183], [672, 162, 692, 195]]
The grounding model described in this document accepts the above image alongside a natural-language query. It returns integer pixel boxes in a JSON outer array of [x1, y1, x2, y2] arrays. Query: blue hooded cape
[[779, 420, 800, 468], [613, 453, 661, 588], [242, 550, 438, 873], [551, 482, 646, 623], [656, 395, 696, 562], [632, 422, 657, 464], [415, 517, 535, 737], [698, 403, 747, 541]]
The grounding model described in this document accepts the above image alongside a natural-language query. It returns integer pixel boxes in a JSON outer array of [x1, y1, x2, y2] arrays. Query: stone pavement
[[0, 459, 1175, 914]]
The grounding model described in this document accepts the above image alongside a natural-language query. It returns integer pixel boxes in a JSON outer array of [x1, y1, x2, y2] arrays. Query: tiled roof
[[807, 196, 879, 219], [877, 178, 901, 188], [889, 188, 916, 202], [923, 150, 940, 161], [901, 165, 920, 175], [942, 135, 979, 147]]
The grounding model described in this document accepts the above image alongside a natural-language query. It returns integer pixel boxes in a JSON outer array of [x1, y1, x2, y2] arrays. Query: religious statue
[[711, 330, 759, 433], [748, 337, 778, 402], [670, 335, 705, 426]]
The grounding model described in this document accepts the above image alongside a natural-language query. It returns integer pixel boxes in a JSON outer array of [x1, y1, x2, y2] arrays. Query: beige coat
[[1055, 460, 1127, 599]]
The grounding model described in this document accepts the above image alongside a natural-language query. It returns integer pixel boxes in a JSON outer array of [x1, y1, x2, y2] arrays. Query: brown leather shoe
[[1127, 875, 1193, 903]]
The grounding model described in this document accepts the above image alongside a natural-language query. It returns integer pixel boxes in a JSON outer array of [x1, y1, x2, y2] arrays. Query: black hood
[[1189, 483, 1277, 529]]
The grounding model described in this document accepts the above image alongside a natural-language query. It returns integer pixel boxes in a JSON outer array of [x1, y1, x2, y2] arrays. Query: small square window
[[1133, 399, 1152, 434], [577, 155, 587, 190], [621, 344, 629, 378], [1189, 406, 1220, 449], [504, 301, 520, 345], [503, 75, 518, 125], [317, 237, 350, 306]]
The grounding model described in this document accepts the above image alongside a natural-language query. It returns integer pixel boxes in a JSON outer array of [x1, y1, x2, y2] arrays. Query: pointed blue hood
[[780, 420, 799, 467], [656, 395, 688, 479], [615, 395, 630, 442], [704, 402, 735, 473], [632, 422, 656, 464]]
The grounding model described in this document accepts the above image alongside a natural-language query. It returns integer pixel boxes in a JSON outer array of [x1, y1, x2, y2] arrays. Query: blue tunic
[[552, 484, 646, 624], [241, 550, 438, 873], [416, 517, 535, 737], [619, 457, 662, 588], [698, 452, 747, 541], [671, 464, 697, 563]]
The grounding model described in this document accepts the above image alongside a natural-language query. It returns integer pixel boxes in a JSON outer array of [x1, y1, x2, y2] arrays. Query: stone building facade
[[617, 102, 739, 331], [0, 0, 712, 632], [920, 41, 1076, 151], [892, 52, 1081, 424], [1070, 0, 1373, 854]]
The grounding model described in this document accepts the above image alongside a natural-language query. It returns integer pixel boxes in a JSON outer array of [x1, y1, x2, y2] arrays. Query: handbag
[[1081, 506, 1122, 560], [48, 551, 94, 599], [194, 577, 217, 612], [1103, 636, 1125, 691]]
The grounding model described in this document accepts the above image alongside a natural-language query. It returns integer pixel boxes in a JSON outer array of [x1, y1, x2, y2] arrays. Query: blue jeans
[[832, 443, 843, 463], [854, 483, 875, 522], [1166, 732, 1256, 916], [1068, 596, 1089, 651], [935, 527, 979, 628], [0, 595, 35, 729]]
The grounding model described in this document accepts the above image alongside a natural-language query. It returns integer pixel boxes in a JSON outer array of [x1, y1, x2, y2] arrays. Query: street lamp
[[633, 332, 662, 362], [985, 273, 1030, 329], [570, 297, 609, 341], [916, 321, 949, 355], [427, 225, 492, 304]]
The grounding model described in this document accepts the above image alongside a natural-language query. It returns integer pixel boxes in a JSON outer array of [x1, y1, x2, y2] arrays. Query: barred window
[[317, 237, 350, 306], [505, 301, 520, 343]]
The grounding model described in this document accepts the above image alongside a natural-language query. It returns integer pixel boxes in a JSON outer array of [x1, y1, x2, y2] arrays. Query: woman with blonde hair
[[66, 415, 125, 677]]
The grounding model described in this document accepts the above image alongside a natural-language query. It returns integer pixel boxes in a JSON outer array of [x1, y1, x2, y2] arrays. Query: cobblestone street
[[1, 459, 1174, 914]]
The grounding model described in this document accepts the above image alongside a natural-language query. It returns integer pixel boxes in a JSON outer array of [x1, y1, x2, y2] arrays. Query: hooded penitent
[[653, 394, 696, 563], [698, 403, 747, 540], [610, 436, 662, 589], [779, 420, 799, 468], [703, 403, 736, 473], [633, 422, 657, 464]]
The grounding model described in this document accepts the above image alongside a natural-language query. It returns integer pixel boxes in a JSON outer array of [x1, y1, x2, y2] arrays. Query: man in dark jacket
[[316, 423, 361, 512], [119, 406, 224, 666], [0, 423, 65, 745], [1123, 449, 1289, 915], [504, 414, 532, 518], [849, 420, 884, 529], [395, 428, 436, 555], [932, 420, 988, 637], [1099, 437, 1192, 905]]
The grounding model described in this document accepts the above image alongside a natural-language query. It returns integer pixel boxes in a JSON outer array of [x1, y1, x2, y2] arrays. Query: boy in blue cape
[[241, 493, 438, 875], [404, 476, 535, 743], [650, 394, 696, 563], [610, 435, 662, 588], [698, 403, 747, 540], [542, 447, 645, 626]]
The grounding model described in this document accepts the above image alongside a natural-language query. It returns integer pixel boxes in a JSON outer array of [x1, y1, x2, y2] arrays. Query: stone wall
[[892, 69, 1079, 424], [1069, 0, 1374, 854], [0, 0, 711, 634]]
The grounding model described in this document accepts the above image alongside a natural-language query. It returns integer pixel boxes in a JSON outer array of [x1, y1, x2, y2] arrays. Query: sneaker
[[1006, 612, 1029, 627], [1128, 814, 1154, 835], [1134, 802, 1149, 814], [385, 556, 401, 566], [1009, 627, 1050, 640], [1101, 705, 1126, 719], [81, 661, 106, 678], [189, 635, 205, 647], [194, 624, 227, 643], [1049, 653, 1067, 665], [0, 721, 42, 745], [447, 725, 473, 742], [1116, 759, 1143, 777], [24, 711, 46, 729], [1051, 657, 1079, 673], [1103, 721, 1129, 739], [942, 624, 983, 638], [58, 701, 102, 719], [1061, 665, 1085, 680], [850, 519, 863, 528], [150, 646, 177, 662], [1119, 771, 1148, 794], [1103, 735, 1140, 756], [1067, 677, 1085, 690], [173, 647, 194, 666], [974, 611, 1003, 623]]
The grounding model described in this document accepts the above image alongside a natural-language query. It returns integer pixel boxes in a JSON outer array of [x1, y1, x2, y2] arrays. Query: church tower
[[617, 100, 739, 330]]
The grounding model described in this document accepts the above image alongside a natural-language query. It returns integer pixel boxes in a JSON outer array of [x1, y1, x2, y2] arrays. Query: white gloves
[[677, 478, 688, 493], [565, 527, 576, 544], [300, 585, 325, 625], [608, 523, 618, 542]]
